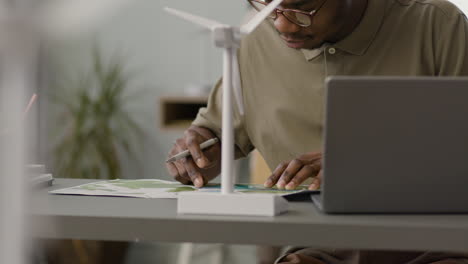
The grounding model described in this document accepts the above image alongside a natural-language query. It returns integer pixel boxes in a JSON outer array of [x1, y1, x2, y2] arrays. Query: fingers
[[172, 159, 192, 185], [182, 157, 205, 187], [285, 163, 321, 190], [187, 125, 221, 168], [264, 162, 288, 188], [166, 161, 190, 185], [167, 138, 204, 187], [167, 139, 190, 184], [165, 155, 179, 177], [265, 156, 322, 190], [309, 170, 323, 190], [184, 129, 211, 168], [277, 158, 308, 189]]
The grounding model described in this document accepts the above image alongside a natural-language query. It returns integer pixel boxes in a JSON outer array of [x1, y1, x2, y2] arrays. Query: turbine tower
[[165, 0, 289, 216]]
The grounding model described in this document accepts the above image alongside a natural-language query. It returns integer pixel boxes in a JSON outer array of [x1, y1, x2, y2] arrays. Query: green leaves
[[53, 48, 144, 180]]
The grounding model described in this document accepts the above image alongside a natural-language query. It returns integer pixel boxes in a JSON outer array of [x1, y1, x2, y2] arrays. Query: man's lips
[[281, 36, 309, 48], [281, 36, 308, 43]]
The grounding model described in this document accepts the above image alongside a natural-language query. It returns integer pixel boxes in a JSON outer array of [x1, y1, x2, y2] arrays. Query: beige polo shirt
[[193, 0, 468, 171]]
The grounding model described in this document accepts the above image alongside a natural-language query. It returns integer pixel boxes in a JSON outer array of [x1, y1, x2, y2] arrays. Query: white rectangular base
[[177, 193, 289, 216]]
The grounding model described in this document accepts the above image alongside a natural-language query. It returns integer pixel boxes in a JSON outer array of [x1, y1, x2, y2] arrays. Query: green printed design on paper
[[111, 180, 184, 189], [167, 187, 197, 192], [79, 184, 116, 192]]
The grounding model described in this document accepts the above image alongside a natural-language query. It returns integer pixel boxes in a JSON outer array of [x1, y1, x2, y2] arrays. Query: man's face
[[271, 0, 343, 50]]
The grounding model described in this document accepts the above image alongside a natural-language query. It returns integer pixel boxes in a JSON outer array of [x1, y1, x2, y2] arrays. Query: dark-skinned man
[[166, 0, 468, 263]]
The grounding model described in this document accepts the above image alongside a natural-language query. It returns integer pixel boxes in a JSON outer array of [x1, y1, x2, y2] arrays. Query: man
[[166, 0, 468, 263]]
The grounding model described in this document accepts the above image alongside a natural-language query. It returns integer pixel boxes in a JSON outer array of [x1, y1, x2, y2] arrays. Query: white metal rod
[[221, 47, 234, 194]]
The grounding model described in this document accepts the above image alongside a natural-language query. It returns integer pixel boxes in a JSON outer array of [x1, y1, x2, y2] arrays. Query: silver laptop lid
[[321, 77, 468, 213]]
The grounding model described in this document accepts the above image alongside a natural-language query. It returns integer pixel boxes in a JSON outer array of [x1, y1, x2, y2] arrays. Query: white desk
[[32, 179, 468, 252]]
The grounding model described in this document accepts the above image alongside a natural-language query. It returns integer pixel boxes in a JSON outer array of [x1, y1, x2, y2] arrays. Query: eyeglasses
[[247, 0, 327, 27]]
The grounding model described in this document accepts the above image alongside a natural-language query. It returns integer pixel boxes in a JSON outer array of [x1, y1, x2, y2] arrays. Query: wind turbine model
[[165, 0, 289, 216]]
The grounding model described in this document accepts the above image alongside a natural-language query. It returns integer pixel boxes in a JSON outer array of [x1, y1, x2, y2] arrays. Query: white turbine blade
[[240, 0, 283, 35], [232, 49, 245, 115], [164, 7, 225, 30]]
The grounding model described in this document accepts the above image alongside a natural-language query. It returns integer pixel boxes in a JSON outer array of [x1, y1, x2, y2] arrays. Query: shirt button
[[328, 47, 336, 54]]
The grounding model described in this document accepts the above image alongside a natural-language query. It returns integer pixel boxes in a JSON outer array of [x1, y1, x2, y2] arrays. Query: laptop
[[311, 77, 468, 213]]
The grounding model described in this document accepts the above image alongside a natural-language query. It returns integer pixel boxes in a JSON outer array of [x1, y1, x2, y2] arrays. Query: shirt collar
[[301, 46, 325, 61], [301, 0, 390, 60]]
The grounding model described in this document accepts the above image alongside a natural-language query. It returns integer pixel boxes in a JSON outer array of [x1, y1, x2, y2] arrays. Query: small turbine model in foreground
[[0, 2, 131, 263], [165, 0, 288, 216]]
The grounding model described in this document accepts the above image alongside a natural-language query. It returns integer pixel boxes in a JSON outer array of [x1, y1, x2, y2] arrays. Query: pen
[[23, 93, 37, 117], [166, 137, 219, 163]]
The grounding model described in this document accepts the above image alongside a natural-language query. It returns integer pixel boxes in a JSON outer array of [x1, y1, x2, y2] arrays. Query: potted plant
[[52, 47, 144, 180]]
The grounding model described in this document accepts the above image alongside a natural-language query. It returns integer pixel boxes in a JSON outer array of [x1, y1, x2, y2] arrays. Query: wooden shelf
[[159, 96, 208, 130]]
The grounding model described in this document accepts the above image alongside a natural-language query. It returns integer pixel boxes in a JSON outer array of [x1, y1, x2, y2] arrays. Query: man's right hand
[[166, 125, 221, 187]]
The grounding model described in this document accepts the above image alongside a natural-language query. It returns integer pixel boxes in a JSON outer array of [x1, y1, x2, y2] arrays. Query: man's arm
[[435, 9, 468, 76]]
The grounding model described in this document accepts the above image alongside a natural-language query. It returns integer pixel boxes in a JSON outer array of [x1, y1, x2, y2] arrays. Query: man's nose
[[274, 13, 301, 34]]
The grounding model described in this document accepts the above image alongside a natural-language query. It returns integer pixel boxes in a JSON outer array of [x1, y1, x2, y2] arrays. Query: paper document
[[49, 179, 307, 198]]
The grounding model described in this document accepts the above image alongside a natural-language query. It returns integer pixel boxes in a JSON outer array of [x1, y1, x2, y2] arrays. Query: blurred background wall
[[450, 0, 468, 13]]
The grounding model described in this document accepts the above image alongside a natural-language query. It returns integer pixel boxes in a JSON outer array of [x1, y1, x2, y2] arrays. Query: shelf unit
[[159, 96, 208, 130]]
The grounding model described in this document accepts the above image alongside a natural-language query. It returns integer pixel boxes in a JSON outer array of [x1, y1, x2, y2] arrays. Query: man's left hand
[[264, 151, 322, 190]]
